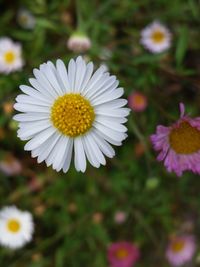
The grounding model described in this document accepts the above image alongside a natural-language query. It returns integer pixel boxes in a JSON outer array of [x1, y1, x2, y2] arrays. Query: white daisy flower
[[67, 32, 91, 53], [13, 56, 130, 173], [0, 37, 24, 74], [140, 21, 172, 53], [0, 206, 34, 249], [17, 8, 36, 30]]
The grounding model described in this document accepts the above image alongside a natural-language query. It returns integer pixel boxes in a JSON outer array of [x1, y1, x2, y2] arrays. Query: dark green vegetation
[[0, 0, 200, 266]]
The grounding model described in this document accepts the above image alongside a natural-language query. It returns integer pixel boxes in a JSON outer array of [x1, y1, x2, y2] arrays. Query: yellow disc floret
[[169, 121, 200, 154], [151, 30, 165, 43], [4, 51, 16, 64], [171, 240, 185, 253], [51, 93, 95, 137], [115, 248, 129, 259], [7, 219, 21, 233]]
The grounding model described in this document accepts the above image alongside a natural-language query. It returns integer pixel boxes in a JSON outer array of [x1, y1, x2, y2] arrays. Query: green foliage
[[0, 0, 200, 266]]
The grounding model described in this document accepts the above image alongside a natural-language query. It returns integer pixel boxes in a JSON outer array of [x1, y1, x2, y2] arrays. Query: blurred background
[[0, 0, 200, 266]]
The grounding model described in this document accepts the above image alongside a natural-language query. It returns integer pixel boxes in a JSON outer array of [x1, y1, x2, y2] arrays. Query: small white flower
[[0, 206, 34, 249], [14, 56, 130, 173], [140, 21, 172, 53], [17, 8, 36, 30], [0, 38, 24, 74], [67, 32, 91, 53]]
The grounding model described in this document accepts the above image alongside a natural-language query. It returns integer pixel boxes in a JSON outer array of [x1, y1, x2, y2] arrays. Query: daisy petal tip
[[179, 102, 185, 117]]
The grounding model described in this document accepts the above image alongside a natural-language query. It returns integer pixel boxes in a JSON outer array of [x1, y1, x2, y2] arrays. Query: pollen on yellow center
[[7, 219, 21, 233], [51, 93, 95, 137], [151, 30, 165, 43], [4, 51, 16, 64], [169, 121, 200, 154], [115, 249, 129, 259], [171, 240, 185, 253]]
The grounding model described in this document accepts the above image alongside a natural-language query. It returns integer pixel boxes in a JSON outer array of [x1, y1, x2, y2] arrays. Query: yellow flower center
[[4, 51, 16, 64], [7, 219, 21, 233], [151, 30, 165, 43], [51, 93, 95, 137], [171, 240, 185, 253], [19, 15, 28, 25], [115, 248, 129, 259], [133, 94, 145, 106], [169, 121, 200, 154]]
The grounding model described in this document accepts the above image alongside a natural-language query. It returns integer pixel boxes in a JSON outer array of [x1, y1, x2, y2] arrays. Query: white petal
[[79, 62, 94, 93], [82, 135, 100, 168], [95, 99, 127, 109], [62, 139, 73, 173], [95, 117, 127, 132], [82, 65, 107, 96], [74, 56, 86, 93], [87, 75, 117, 100], [43, 62, 63, 95], [19, 85, 52, 103], [54, 137, 72, 171], [14, 103, 50, 113], [74, 137, 86, 172], [95, 114, 127, 124], [93, 128, 122, 146], [17, 120, 51, 140], [85, 73, 110, 99], [91, 88, 124, 106], [13, 112, 49, 122], [33, 68, 58, 98], [68, 59, 76, 92], [29, 78, 55, 100], [95, 107, 130, 118], [90, 131, 115, 158], [85, 134, 106, 165], [46, 135, 67, 168], [56, 59, 71, 93], [34, 132, 60, 163], [16, 94, 50, 106], [24, 127, 56, 151]]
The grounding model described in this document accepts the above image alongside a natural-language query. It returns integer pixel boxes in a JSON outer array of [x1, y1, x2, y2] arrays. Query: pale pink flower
[[166, 235, 196, 266], [128, 91, 147, 112], [140, 21, 172, 53], [151, 103, 200, 176], [0, 155, 22, 176], [67, 32, 91, 53], [114, 211, 127, 224], [108, 241, 140, 267]]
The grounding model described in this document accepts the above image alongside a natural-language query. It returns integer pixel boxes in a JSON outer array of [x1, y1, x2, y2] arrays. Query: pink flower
[[114, 211, 127, 224], [0, 154, 22, 176], [128, 91, 147, 112], [166, 235, 196, 266], [151, 103, 200, 176], [67, 32, 91, 53], [108, 241, 140, 267]]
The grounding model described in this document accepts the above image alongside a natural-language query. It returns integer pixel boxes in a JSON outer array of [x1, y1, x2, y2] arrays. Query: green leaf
[[175, 26, 188, 67]]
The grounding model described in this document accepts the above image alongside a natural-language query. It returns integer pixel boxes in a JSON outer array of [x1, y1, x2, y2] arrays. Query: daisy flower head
[[67, 32, 91, 53], [151, 103, 200, 176], [166, 235, 196, 266], [14, 56, 130, 173], [128, 91, 147, 112], [140, 21, 172, 53], [108, 241, 140, 267], [0, 37, 24, 74], [0, 206, 34, 249], [17, 8, 36, 30], [114, 211, 127, 224]]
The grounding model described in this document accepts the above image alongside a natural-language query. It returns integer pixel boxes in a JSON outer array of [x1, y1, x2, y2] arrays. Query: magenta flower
[[151, 103, 200, 176], [108, 241, 140, 267], [128, 91, 147, 112], [166, 235, 196, 266]]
